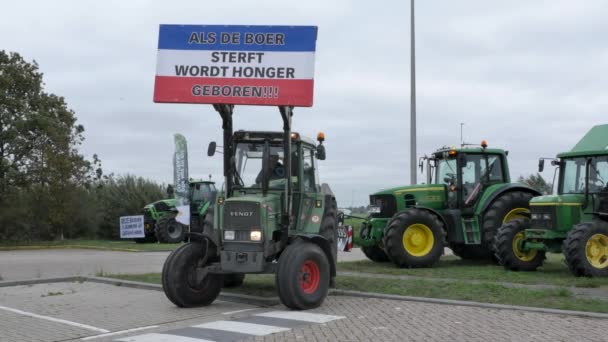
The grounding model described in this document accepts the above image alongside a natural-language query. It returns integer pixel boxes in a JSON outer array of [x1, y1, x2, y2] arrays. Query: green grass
[[106, 272, 608, 313], [0, 239, 181, 252], [338, 254, 608, 288]]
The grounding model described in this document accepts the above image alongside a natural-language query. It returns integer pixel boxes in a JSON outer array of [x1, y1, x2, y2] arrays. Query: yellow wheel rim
[[402, 224, 434, 257], [503, 208, 529, 224], [585, 234, 608, 269], [512, 232, 537, 262]]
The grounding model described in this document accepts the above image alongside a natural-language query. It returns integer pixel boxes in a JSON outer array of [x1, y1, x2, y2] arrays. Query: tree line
[[0, 51, 165, 242]]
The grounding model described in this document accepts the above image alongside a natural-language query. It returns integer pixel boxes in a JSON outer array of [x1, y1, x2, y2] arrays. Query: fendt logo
[[230, 211, 255, 217]]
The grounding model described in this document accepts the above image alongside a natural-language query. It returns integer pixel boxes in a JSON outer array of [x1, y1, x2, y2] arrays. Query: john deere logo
[[230, 211, 255, 217]]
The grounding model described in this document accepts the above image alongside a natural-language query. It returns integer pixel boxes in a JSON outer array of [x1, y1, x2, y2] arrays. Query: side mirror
[[207, 141, 217, 157], [538, 159, 545, 173], [316, 144, 326, 160]]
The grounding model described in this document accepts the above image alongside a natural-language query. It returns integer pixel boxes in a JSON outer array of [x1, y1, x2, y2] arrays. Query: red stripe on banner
[[153, 76, 314, 107]]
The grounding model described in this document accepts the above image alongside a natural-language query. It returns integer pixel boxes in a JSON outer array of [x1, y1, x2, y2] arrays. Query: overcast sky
[[2, 1, 607, 206]]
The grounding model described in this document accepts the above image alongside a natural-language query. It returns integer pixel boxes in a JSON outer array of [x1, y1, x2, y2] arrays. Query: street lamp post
[[410, 0, 417, 185]]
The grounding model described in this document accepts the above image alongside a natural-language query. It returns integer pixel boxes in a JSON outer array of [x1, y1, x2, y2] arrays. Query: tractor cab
[[427, 143, 510, 212]]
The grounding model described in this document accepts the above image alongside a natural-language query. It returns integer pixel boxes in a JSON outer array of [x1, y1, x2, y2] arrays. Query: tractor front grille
[[370, 194, 397, 218], [223, 201, 261, 242], [530, 206, 557, 230]]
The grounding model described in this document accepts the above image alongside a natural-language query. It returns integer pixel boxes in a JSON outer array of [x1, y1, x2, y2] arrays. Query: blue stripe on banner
[[158, 25, 317, 52]]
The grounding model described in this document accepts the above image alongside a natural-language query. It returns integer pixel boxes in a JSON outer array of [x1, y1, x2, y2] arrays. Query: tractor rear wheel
[[320, 198, 338, 287], [276, 241, 330, 310], [360, 226, 389, 262], [494, 218, 545, 271], [564, 220, 608, 277], [156, 215, 187, 243], [449, 243, 492, 260], [482, 191, 534, 257], [383, 209, 445, 268], [161, 242, 223, 307], [223, 273, 245, 288]]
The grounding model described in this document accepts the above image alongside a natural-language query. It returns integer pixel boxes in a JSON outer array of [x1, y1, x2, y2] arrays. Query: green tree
[[518, 173, 553, 195]]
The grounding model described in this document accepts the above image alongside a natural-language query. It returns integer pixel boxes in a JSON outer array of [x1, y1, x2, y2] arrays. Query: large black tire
[[156, 214, 187, 243], [276, 241, 330, 310], [482, 191, 534, 256], [320, 198, 338, 286], [360, 225, 389, 262], [223, 273, 245, 288], [383, 209, 445, 268], [494, 218, 545, 271], [564, 220, 608, 277], [449, 243, 492, 260], [161, 242, 223, 307]]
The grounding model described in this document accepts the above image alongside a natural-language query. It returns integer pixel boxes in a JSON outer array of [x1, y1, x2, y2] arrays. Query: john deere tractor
[[162, 105, 338, 309], [140, 180, 216, 243], [495, 124, 608, 277], [359, 142, 540, 267]]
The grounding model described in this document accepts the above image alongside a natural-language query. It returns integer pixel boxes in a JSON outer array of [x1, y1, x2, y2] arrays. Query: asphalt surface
[[0, 248, 369, 281]]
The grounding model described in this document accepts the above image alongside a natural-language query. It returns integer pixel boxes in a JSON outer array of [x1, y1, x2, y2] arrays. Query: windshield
[[434, 157, 457, 185], [190, 183, 215, 202], [561, 156, 608, 194], [234, 142, 296, 189]]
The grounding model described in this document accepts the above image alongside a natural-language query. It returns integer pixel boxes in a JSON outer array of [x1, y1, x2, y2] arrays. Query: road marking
[[115, 333, 213, 342], [193, 320, 290, 336], [255, 311, 345, 323], [221, 308, 259, 315], [0, 304, 109, 333], [81, 325, 158, 340]]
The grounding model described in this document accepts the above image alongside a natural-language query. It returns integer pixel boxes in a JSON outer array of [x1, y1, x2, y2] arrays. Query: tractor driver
[[255, 154, 285, 184]]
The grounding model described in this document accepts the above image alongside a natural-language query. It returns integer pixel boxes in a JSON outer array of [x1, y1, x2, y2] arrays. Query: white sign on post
[[175, 205, 190, 226], [120, 215, 145, 238]]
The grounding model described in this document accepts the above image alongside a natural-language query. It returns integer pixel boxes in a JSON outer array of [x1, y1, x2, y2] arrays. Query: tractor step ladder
[[462, 217, 481, 244]]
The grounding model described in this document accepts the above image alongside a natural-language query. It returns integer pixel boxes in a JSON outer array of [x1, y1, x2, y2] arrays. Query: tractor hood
[[221, 193, 282, 238], [371, 184, 446, 211], [529, 194, 584, 206]]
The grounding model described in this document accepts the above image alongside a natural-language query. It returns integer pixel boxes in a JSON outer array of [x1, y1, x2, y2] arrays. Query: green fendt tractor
[[495, 124, 608, 277], [140, 180, 216, 243], [162, 105, 338, 309], [359, 141, 540, 267]]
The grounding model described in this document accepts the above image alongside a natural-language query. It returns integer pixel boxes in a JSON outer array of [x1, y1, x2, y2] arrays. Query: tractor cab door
[[459, 153, 505, 213], [295, 145, 318, 231]]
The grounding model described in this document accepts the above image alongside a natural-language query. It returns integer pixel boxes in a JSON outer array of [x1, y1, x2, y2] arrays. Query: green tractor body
[[360, 144, 540, 267], [495, 124, 608, 276], [162, 105, 338, 310], [139, 180, 216, 243]]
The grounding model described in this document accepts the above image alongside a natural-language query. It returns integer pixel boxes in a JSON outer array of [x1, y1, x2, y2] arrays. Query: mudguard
[[478, 184, 541, 215]]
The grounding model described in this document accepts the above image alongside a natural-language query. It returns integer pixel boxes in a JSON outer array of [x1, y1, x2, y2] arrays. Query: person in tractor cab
[[255, 154, 285, 184]]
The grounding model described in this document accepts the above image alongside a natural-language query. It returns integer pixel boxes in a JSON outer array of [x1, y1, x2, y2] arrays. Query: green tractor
[[140, 180, 216, 243], [162, 105, 338, 309], [495, 124, 608, 277], [359, 141, 540, 267]]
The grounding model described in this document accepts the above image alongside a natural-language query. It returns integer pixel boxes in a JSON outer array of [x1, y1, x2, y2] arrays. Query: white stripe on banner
[[115, 333, 213, 342], [156, 50, 315, 79], [255, 311, 345, 323], [193, 320, 290, 336]]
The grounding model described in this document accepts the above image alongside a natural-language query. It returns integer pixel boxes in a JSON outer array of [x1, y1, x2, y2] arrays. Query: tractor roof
[[558, 124, 608, 158], [233, 130, 316, 146], [433, 146, 506, 157], [189, 179, 214, 184]]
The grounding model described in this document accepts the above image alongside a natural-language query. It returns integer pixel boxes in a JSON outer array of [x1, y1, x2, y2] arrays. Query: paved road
[[0, 281, 606, 342], [0, 248, 369, 281]]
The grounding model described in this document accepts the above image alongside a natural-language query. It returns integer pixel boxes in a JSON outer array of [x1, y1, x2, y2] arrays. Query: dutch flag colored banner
[[154, 25, 318, 107]]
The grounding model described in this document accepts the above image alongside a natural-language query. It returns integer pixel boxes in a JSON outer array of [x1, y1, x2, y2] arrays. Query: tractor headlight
[[224, 230, 235, 240], [542, 213, 552, 220], [531, 213, 540, 220], [250, 231, 262, 241]]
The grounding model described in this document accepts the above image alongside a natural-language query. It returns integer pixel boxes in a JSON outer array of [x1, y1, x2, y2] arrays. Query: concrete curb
[[330, 289, 608, 320], [0, 276, 85, 288]]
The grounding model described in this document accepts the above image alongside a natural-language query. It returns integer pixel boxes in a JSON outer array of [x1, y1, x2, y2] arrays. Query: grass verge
[[106, 272, 608, 313], [338, 254, 608, 288], [0, 239, 181, 252]]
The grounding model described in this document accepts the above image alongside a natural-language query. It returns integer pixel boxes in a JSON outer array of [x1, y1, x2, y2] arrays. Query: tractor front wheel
[[276, 241, 330, 310], [383, 209, 445, 268], [360, 226, 389, 262], [156, 215, 187, 243], [564, 221, 608, 277], [161, 242, 222, 307], [494, 218, 545, 271]]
